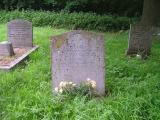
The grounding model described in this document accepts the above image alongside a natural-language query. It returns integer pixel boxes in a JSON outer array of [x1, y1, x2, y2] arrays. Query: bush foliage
[[0, 10, 137, 31], [0, 0, 143, 17]]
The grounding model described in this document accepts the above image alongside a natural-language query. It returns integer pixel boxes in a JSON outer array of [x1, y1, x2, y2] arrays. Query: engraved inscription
[[8, 20, 33, 48], [128, 24, 152, 51]]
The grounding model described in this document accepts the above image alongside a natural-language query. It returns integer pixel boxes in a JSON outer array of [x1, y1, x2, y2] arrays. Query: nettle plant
[[54, 78, 97, 97]]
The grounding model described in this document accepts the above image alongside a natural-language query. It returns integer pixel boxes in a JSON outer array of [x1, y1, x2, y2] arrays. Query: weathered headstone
[[51, 30, 105, 95], [8, 19, 33, 48], [127, 24, 153, 57], [0, 20, 38, 70], [0, 41, 14, 56]]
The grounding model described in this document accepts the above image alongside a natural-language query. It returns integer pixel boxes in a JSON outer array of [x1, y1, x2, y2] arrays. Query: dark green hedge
[[0, 0, 143, 17], [0, 10, 137, 31]]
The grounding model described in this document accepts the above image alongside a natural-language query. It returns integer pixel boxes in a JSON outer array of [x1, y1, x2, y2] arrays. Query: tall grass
[[0, 24, 160, 119]]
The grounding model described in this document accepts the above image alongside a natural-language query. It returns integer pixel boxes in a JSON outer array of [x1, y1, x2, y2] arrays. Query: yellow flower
[[69, 82, 73, 85], [91, 81, 96, 88], [59, 81, 68, 88], [86, 78, 96, 88], [58, 81, 77, 93], [59, 81, 64, 88], [59, 88, 63, 93]]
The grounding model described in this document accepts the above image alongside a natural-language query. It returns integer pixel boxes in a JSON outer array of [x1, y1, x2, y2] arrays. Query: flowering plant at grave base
[[54, 79, 97, 94], [85, 78, 96, 89], [55, 81, 77, 93]]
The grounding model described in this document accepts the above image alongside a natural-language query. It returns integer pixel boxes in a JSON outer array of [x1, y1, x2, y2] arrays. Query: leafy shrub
[[0, 0, 143, 17], [0, 10, 137, 31]]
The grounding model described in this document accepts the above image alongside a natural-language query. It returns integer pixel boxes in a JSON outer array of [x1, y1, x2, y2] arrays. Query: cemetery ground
[[0, 24, 160, 120]]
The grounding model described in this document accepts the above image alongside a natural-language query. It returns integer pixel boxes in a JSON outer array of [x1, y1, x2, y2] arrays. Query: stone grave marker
[[51, 30, 105, 95], [0, 19, 38, 70], [0, 41, 14, 56], [8, 19, 33, 48], [127, 24, 153, 56]]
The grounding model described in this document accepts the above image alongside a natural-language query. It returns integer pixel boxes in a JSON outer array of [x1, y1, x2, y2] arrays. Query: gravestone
[[8, 19, 33, 48], [127, 24, 153, 57], [51, 30, 105, 95], [0, 19, 38, 70], [0, 41, 14, 56]]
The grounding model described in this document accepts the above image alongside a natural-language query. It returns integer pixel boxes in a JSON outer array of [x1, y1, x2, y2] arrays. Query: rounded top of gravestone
[[51, 30, 104, 41], [8, 19, 32, 27], [51, 30, 104, 49]]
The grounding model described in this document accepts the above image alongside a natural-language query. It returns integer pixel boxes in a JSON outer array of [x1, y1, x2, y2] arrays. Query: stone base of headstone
[[0, 45, 38, 71], [126, 24, 153, 58], [0, 41, 14, 56]]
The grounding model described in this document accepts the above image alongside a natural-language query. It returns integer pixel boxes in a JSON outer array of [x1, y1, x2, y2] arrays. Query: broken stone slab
[[0, 41, 14, 56]]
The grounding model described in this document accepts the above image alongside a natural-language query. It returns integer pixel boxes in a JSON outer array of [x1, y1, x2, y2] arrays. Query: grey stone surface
[[0, 41, 14, 56], [127, 24, 153, 56], [8, 19, 33, 48], [51, 30, 105, 95]]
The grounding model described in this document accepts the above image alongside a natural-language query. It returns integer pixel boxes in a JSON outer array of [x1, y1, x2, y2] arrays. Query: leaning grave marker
[[0, 19, 38, 70], [51, 30, 105, 95]]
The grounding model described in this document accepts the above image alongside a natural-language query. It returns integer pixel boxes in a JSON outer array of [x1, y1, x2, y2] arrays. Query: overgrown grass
[[0, 24, 160, 120]]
